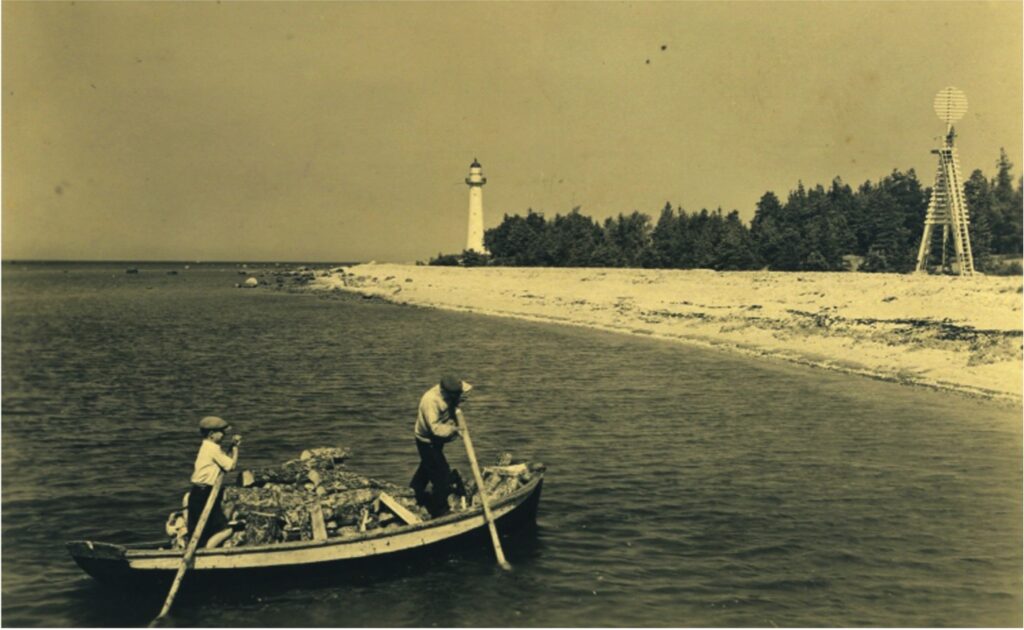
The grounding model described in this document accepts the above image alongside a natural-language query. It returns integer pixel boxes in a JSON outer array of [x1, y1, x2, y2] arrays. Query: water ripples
[[2, 264, 1021, 626]]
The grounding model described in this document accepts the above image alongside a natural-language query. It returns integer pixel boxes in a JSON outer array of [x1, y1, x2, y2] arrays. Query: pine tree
[[650, 202, 678, 268], [483, 213, 520, 263], [858, 170, 925, 272], [716, 210, 760, 270], [768, 184, 807, 270], [549, 208, 603, 267], [991, 149, 1022, 255], [483, 210, 551, 266], [964, 169, 995, 272], [674, 209, 695, 268], [825, 177, 858, 262], [1012, 177, 1024, 255], [802, 184, 848, 270], [850, 180, 876, 256], [861, 184, 913, 273], [688, 209, 716, 268], [601, 211, 653, 267], [994, 149, 1015, 203], [751, 191, 786, 270]]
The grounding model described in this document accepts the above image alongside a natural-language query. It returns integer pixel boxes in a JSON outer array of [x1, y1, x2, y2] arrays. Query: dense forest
[[430, 150, 1022, 274]]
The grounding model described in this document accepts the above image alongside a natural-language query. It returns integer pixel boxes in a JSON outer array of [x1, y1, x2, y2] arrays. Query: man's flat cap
[[440, 375, 464, 394]]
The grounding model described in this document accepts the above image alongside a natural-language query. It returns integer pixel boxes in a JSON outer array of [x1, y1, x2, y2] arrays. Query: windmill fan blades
[[933, 86, 968, 124]]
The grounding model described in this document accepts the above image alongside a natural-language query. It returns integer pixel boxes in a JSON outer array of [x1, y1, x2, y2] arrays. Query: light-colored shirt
[[414, 382, 472, 443], [190, 439, 236, 485]]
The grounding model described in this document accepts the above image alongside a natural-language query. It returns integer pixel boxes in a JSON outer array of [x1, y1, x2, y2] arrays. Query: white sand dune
[[308, 264, 1023, 401]]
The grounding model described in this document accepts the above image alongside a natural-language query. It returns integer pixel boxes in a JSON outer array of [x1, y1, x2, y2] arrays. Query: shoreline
[[299, 263, 1023, 403]]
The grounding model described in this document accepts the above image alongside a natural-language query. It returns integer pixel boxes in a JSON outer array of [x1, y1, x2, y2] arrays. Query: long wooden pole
[[457, 411, 511, 571], [149, 471, 225, 627]]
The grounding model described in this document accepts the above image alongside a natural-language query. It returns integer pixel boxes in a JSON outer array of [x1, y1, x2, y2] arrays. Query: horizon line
[[2, 258, 369, 265]]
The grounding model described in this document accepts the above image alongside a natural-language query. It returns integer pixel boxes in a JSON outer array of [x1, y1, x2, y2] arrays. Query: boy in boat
[[410, 375, 471, 517], [187, 416, 241, 548]]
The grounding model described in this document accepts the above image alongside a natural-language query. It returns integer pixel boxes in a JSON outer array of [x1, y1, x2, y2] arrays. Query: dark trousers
[[187, 483, 228, 546], [410, 439, 451, 517]]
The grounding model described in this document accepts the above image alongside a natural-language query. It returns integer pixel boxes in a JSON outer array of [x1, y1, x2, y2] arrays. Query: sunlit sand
[[310, 264, 1023, 401]]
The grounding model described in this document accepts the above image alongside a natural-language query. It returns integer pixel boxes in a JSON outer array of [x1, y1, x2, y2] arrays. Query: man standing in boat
[[188, 416, 241, 548], [411, 375, 471, 517]]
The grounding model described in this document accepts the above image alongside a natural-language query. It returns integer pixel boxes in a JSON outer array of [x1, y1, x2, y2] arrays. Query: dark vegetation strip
[[431, 150, 1023, 275]]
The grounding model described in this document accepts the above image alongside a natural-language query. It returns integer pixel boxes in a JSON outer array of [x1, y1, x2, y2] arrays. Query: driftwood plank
[[378, 492, 422, 525], [309, 502, 328, 541]]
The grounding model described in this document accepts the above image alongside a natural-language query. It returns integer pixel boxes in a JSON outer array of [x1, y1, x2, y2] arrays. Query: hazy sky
[[3, 1, 1021, 262]]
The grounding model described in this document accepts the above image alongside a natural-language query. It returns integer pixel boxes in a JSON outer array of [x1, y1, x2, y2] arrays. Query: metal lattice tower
[[915, 87, 974, 276]]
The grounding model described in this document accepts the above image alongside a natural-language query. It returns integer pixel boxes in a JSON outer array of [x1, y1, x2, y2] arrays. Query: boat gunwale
[[69, 474, 542, 560]]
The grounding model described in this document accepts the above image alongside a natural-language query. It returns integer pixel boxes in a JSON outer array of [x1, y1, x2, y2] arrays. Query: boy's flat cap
[[198, 416, 230, 431]]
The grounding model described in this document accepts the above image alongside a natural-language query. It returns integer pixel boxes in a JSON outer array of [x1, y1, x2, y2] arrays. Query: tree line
[[430, 150, 1023, 273]]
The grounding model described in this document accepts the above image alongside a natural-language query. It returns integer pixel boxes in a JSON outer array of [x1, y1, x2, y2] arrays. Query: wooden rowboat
[[66, 474, 542, 585]]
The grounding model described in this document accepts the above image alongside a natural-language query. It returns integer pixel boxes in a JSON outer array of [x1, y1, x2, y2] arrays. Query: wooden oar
[[456, 411, 512, 571], [149, 471, 225, 627]]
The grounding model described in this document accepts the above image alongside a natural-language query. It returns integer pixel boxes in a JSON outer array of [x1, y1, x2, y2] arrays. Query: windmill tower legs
[[916, 223, 936, 273], [914, 129, 974, 276], [941, 225, 950, 271]]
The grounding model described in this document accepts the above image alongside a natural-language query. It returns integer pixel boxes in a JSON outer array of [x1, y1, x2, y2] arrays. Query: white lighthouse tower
[[465, 158, 487, 253]]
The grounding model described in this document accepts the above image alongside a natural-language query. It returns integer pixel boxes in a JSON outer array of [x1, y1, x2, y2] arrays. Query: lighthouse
[[465, 158, 487, 253]]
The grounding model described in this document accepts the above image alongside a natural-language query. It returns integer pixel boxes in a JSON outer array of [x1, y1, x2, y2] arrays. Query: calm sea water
[[2, 262, 1021, 627]]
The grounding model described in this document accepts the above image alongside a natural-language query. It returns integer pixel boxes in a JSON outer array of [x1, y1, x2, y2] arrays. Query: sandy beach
[[303, 263, 1023, 401]]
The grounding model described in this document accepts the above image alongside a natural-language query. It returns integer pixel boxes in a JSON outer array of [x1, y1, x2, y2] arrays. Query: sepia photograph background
[[2, 2, 1021, 627]]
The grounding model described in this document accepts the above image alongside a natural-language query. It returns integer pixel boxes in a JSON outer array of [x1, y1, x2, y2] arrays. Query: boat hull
[[68, 476, 542, 586]]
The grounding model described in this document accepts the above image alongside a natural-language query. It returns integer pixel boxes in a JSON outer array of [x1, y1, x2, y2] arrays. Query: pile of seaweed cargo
[[167, 447, 544, 548]]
